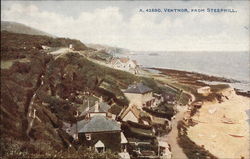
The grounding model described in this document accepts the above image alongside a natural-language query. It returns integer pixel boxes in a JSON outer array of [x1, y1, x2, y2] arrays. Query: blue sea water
[[117, 51, 250, 91]]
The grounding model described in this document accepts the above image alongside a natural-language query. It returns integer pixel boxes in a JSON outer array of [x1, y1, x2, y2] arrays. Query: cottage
[[124, 83, 155, 108], [77, 115, 129, 152], [120, 105, 141, 123], [110, 57, 139, 74], [72, 98, 129, 153]]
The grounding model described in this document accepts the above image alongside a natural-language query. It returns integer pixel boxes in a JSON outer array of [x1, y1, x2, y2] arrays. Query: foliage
[[0, 138, 119, 159], [177, 121, 218, 159]]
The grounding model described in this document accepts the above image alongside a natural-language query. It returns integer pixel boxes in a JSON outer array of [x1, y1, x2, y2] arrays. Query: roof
[[111, 57, 137, 65], [77, 115, 121, 133], [120, 105, 141, 120], [119, 57, 130, 63], [124, 83, 153, 94], [81, 102, 111, 116]]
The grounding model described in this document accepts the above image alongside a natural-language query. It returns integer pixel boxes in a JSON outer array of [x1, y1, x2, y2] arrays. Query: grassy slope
[[1, 31, 171, 158], [0, 31, 119, 158]]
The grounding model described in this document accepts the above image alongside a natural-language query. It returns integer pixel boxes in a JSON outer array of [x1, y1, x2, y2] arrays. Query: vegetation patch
[[177, 121, 218, 159]]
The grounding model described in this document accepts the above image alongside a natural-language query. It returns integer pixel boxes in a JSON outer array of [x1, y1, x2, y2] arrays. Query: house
[[110, 57, 139, 74], [69, 98, 129, 153], [77, 115, 122, 152], [120, 105, 141, 123], [123, 83, 155, 108]]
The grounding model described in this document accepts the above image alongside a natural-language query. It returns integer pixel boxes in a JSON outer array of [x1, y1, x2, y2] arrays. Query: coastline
[[149, 67, 250, 97], [187, 90, 250, 159], [150, 67, 238, 84], [143, 67, 250, 158]]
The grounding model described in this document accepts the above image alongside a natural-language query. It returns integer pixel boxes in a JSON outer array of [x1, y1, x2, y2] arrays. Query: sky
[[1, 1, 250, 51]]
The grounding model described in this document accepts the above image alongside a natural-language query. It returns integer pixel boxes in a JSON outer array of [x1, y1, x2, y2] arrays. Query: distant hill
[[1, 21, 54, 37], [86, 43, 130, 55]]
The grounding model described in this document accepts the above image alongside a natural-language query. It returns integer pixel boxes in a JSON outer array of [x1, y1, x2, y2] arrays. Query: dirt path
[[166, 108, 188, 159]]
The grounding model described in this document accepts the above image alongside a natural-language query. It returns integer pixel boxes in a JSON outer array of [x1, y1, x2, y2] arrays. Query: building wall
[[79, 131, 121, 152], [125, 92, 153, 107], [123, 111, 138, 123], [89, 112, 106, 118]]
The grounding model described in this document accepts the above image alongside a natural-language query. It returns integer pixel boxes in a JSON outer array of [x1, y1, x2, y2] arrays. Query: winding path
[[166, 91, 195, 159], [166, 108, 187, 159]]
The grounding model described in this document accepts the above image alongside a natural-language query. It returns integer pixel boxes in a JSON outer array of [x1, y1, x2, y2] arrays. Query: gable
[[123, 111, 138, 123]]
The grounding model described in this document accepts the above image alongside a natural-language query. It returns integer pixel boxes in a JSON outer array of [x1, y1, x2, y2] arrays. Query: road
[[166, 91, 195, 159], [166, 107, 188, 159]]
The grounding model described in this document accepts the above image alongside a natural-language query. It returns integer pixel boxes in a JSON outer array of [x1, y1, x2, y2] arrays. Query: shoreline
[[187, 90, 250, 159], [149, 67, 239, 83], [147, 67, 250, 97], [143, 66, 250, 158]]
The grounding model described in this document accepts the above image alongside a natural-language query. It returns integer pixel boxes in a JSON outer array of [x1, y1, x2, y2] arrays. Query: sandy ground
[[188, 90, 250, 159]]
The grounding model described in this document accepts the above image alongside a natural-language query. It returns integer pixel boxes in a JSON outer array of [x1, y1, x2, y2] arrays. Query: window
[[66, 129, 70, 133], [85, 133, 91, 140]]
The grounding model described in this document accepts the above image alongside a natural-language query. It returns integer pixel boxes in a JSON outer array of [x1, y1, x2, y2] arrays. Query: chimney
[[94, 101, 99, 112], [100, 96, 103, 103]]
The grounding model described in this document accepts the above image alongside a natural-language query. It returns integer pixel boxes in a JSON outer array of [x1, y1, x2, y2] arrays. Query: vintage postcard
[[1, 0, 249, 159]]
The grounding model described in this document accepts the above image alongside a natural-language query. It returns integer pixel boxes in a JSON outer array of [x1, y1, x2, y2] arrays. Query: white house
[[123, 83, 155, 108], [110, 57, 139, 74]]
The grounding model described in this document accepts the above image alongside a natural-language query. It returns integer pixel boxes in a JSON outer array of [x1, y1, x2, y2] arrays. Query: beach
[[145, 67, 250, 158], [187, 88, 250, 159]]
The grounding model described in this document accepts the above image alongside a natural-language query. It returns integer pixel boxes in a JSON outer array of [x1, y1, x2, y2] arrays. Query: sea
[[116, 51, 250, 92]]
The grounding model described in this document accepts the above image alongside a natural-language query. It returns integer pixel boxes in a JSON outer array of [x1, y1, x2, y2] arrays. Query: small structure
[[197, 86, 211, 96], [123, 83, 155, 108], [158, 139, 172, 158], [69, 44, 73, 50], [110, 57, 139, 74], [41, 45, 50, 50]]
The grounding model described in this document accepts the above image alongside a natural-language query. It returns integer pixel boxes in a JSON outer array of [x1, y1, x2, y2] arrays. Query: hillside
[[1, 31, 87, 60], [1, 21, 54, 37], [1, 31, 171, 158]]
